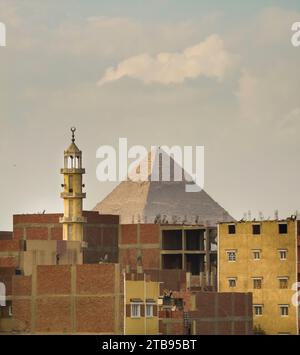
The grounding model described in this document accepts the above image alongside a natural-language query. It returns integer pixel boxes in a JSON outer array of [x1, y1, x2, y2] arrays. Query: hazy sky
[[0, 1, 300, 230]]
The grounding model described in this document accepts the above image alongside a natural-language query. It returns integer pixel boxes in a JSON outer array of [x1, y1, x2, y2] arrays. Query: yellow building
[[218, 219, 299, 335], [124, 273, 160, 335], [60, 127, 86, 241]]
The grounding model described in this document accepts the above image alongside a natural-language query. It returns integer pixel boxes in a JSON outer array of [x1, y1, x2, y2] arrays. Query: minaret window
[[69, 175, 73, 193], [68, 224, 73, 239], [69, 200, 73, 216]]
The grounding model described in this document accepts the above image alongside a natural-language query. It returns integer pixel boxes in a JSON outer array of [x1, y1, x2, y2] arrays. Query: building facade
[[218, 219, 299, 335], [124, 273, 160, 335]]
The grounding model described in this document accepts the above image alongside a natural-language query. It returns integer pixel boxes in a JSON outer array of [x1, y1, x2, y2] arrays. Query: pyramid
[[93, 148, 234, 225]]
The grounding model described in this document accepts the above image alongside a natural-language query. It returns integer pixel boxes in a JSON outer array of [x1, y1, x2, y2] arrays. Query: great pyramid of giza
[[93, 148, 234, 225]]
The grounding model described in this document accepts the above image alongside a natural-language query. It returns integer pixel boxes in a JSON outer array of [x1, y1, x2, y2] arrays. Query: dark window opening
[[279, 224, 288, 234], [252, 224, 261, 235], [185, 229, 204, 250], [162, 254, 182, 270], [185, 254, 204, 275], [228, 224, 236, 234], [174, 298, 184, 310], [162, 230, 182, 250], [210, 253, 217, 268]]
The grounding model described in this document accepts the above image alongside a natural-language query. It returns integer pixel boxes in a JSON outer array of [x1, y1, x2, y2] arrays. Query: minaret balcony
[[60, 168, 85, 174], [59, 216, 87, 223], [60, 192, 86, 199]]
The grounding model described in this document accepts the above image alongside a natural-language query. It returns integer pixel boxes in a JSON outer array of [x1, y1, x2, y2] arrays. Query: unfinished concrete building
[[119, 224, 218, 289]]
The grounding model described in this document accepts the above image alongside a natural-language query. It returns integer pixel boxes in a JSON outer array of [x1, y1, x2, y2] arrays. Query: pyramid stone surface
[[93, 149, 234, 225]]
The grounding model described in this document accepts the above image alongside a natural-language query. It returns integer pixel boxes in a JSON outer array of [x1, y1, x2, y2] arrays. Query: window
[[252, 224, 261, 235], [131, 303, 141, 318], [69, 200, 73, 217], [278, 223, 288, 234], [146, 304, 153, 318], [228, 224, 236, 234], [68, 224, 73, 240], [253, 278, 262, 289], [279, 250, 287, 260], [69, 175, 73, 192], [228, 278, 237, 288], [253, 305, 263, 316], [227, 251, 236, 262], [279, 305, 289, 316], [252, 250, 261, 260], [278, 277, 288, 289]]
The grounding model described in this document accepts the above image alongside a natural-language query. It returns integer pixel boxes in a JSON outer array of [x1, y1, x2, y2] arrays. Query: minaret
[[60, 127, 86, 241]]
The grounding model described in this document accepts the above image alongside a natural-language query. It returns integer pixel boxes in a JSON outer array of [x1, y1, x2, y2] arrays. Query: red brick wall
[[119, 224, 161, 271], [141, 249, 160, 269], [83, 211, 119, 224], [0, 240, 21, 252], [13, 299, 31, 332], [13, 228, 23, 240], [0, 257, 18, 267], [13, 276, 32, 296], [11, 264, 121, 334], [51, 227, 63, 240], [76, 264, 115, 294], [13, 214, 62, 225], [0, 268, 15, 296], [12, 213, 119, 264], [26, 227, 48, 240], [121, 225, 137, 244], [76, 297, 114, 333], [0, 232, 12, 240], [140, 224, 159, 244], [37, 265, 71, 295], [119, 249, 137, 269], [83, 225, 119, 264], [36, 298, 72, 333], [190, 292, 253, 335]]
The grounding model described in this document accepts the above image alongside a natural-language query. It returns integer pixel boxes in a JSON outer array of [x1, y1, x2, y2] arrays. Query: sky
[[0, 0, 300, 230]]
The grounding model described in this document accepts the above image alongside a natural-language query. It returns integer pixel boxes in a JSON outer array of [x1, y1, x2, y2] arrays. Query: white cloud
[[98, 34, 237, 85]]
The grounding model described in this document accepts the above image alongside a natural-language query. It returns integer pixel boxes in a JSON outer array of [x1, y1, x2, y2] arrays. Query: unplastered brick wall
[[119, 224, 160, 270], [189, 292, 253, 335], [12, 212, 119, 264], [83, 211, 119, 264], [13, 214, 63, 241], [0, 240, 22, 268], [159, 311, 185, 335], [12, 263, 123, 334], [0, 232, 13, 240]]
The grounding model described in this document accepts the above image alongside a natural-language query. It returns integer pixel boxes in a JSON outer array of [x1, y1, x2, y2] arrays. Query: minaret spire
[[71, 126, 76, 143]]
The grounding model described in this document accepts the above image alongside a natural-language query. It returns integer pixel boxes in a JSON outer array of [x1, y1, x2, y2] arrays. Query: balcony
[[60, 192, 86, 199], [59, 216, 87, 223], [60, 168, 85, 174]]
